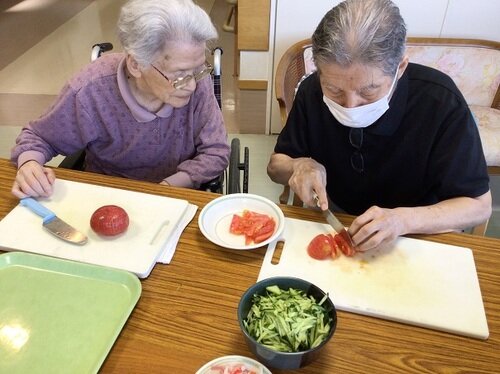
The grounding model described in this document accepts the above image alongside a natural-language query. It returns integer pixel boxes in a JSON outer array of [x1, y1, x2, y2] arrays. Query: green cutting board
[[0, 252, 141, 374]]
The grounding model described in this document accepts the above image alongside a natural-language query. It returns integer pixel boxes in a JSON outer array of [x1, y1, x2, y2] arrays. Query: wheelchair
[[59, 43, 249, 194]]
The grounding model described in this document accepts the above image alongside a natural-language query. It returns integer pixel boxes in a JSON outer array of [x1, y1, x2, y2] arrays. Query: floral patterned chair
[[406, 38, 500, 176]]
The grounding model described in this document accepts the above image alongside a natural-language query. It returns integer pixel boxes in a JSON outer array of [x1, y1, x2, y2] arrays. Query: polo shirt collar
[[364, 69, 408, 136], [117, 57, 173, 123]]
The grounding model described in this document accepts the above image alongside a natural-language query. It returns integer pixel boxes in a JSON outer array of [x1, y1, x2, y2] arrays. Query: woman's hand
[[349, 206, 408, 252], [12, 160, 56, 198]]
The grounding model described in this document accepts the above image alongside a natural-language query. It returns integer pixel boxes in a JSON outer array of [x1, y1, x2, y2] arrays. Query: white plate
[[196, 355, 271, 374], [198, 194, 285, 250]]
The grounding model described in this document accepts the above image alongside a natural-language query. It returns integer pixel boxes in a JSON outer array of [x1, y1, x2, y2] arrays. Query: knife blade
[[20, 198, 88, 245], [313, 194, 356, 251]]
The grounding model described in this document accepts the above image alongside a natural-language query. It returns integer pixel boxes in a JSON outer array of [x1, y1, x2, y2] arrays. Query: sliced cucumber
[[244, 285, 331, 352]]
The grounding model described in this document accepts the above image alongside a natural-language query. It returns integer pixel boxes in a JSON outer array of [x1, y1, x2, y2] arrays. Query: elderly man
[[267, 0, 491, 251]]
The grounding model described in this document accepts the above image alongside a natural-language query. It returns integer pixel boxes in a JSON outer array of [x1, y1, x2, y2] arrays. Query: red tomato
[[229, 214, 244, 234], [307, 234, 334, 260], [253, 219, 276, 243], [210, 365, 258, 374], [229, 210, 276, 245], [333, 233, 356, 257], [90, 205, 129, 236]]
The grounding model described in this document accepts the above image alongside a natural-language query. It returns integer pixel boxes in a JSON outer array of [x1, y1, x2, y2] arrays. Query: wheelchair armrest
[[59, 149, 223, 193], [200, 174, 224, 193], [58, 150, 86, 170]]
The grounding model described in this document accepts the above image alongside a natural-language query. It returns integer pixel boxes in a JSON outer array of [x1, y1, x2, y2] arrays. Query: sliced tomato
[[327, 233, 341, 259], [242, 211, 269, 237], [333, 233, 356, 257], [254, 221, 276, 243], [209, 365, 258, 374], [258, 218, 276, 234], [229, 214, 245, 234], [307, 234, 334, 260], [243, 210, 270, 221], [229, 210, 276, 245]]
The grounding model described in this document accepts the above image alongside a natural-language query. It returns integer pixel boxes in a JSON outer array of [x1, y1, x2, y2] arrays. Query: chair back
[[406, 37, 500, 109], [275, 39, 313, 127], [276, 38, 500, 119], [274, 39, 313, 205]]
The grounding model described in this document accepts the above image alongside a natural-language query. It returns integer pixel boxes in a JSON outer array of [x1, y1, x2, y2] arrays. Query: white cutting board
[[0, 179, 190, 278], [259, 218, 489, 339]]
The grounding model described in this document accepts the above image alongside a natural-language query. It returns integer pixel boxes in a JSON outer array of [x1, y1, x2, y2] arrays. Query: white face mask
[[322, 68, 399, 128]]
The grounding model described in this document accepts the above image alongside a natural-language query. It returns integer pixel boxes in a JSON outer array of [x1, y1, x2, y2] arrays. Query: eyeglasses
[[349, 128, 364, 173], [151, 61, 213, 90]]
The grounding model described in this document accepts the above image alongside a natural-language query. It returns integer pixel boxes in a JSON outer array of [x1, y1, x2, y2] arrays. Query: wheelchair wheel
[[228, 138, 240, 193], [228, 138, 249, 194]]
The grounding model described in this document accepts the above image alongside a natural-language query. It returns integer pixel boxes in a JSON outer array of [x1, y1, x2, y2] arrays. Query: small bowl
[[198, 193, 285, 250], [237, 277, 337, 370], [195, 355, 271, 374]]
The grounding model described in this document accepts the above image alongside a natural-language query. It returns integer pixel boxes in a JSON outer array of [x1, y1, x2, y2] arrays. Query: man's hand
[[12, 160, 56, 198], [288, 158, 328, 210], [349, 206, 408, 251]]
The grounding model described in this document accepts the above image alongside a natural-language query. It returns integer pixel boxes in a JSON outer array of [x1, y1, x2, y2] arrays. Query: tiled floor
[[0, 0, 499, 239]]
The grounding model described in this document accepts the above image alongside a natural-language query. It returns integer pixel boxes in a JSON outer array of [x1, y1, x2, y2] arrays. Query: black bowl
[[237, 276, 337, 370]]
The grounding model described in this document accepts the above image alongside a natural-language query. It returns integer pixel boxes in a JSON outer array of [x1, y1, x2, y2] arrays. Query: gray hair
[[312, 0, 406, 76], [117, 0, 218, 65]]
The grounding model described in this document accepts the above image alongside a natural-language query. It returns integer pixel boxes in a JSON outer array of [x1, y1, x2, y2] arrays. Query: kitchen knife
[[313, 194, 356, 251], [20, 198, 87, 245]]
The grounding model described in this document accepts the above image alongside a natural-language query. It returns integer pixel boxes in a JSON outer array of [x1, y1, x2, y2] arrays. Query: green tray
[[0, 252, 141, 374]]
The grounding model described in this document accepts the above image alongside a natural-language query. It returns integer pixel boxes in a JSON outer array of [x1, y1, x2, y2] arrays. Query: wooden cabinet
[[237, 0, 271, 51]]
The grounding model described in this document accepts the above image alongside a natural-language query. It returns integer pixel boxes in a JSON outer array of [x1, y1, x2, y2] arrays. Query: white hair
[[117, 0, 218, 65]]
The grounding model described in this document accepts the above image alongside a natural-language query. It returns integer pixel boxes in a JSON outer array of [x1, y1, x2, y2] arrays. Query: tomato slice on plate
[[229, 210, 276, 245], [253, 220, 276, 243], [229, 214, 244, 234]]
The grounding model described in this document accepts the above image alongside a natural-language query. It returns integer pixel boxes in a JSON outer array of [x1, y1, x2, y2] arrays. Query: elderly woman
[[11, 0, 230, 198], [267, 0, 491, 251]]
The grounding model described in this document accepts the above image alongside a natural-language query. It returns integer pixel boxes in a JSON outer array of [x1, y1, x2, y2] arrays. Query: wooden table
[[0, 158, 499, 373]]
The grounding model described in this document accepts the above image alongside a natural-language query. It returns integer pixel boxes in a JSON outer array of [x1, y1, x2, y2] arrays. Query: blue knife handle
[[20, 198, 56, 224]]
